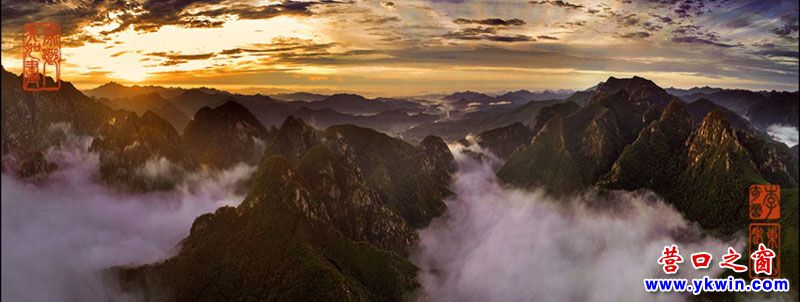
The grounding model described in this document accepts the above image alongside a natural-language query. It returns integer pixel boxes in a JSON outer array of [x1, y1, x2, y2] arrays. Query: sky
[[1, 0, 798, 96]]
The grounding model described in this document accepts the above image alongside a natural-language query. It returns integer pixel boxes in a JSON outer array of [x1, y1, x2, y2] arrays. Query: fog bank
[[1, 133, 254, 301], [766, 124, 799, 147], [414, 144, 736, 302]]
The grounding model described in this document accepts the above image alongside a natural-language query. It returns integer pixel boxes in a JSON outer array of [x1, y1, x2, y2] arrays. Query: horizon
[[5, 66, 798, 100], [2, 0, 798, 96]]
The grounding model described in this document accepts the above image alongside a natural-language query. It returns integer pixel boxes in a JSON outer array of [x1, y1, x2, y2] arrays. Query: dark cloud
[[111, 1, 342, 35], [529, 1, 583, 9], [219, 40, 337, 57], [771, 12, 799, 40], [620, 32, 651, 39], [146, 52, 216, 60], [144, 51, 217, 66], [752, 42, 777, 49], [0, 0, 134, 50], [641, 22, 662, 32], [0, 0, 344, 50], [752, 49, 799, 59], [671, 36, 738, 48], [359, 16, 400, 24], [444, 27, 535, 43], [559, 20, 586, 29], [537, 35, 559, 40], [671, 24, 700, 35], [453, 18, 526, 26], [617, 14, 640, 27], [649, 13, 673, 24]]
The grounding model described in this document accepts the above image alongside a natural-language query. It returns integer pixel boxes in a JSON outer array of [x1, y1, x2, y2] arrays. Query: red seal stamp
[[749, 222, 780, 279], [22, 22, 61, 92], [748, 184, 780, 220]]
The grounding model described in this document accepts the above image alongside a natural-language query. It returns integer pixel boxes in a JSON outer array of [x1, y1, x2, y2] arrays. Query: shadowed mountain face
[[117, 117, 454, 301], [680, 89, 799, 131], [182, 100, 271, 169], [528, 101, 580, 135], [90, 110, 195, 192], [686, 98, 753, 131], [680, 89, 766, 114], [467, 123, 533, 160], [104, 92, 191, 131], [745, 91, 799, 129]]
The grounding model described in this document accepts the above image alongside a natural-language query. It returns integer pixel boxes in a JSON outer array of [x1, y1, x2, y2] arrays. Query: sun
[[110, 69, 149, 83]]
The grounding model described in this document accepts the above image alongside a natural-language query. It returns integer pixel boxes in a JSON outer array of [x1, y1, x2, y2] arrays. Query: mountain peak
[[661, 100, 690, 119], [183, 99, 268, 168], [595, 76, 672, 108], [280, 115, 313, 131], [216, 98, 249, 113]]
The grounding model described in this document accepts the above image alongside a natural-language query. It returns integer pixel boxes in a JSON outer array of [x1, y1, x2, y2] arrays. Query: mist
[[766, 124, 799, 147], [1, 132, 254, 301], [414, 143, 737, 302]]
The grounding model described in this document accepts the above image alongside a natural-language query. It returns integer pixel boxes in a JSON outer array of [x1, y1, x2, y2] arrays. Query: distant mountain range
[[671, 88, 798, 128], [84, 81, 226, 100]]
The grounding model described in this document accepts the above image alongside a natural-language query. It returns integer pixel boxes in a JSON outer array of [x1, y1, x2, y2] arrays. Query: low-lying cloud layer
[[766, 124, 799, 147], [1, 134, 254, 301], [414, 144, 736, 302]]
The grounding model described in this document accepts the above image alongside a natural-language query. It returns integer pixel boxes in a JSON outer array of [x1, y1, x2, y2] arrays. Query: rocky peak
[[687, 110, 747, 166], [182, 100, 269, 169], [529, 101, 580, 135], [595, 76, 673, 108], [418, 135, 455, 182], [660, 100, 694, 125], [472, 123, 533, 160], [190, 100, 265, 134], [419, 135, 451, 159], [266, 116, 320, 163]]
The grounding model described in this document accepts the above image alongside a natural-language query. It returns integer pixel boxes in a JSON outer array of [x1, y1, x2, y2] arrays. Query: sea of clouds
[[1, 131, 254, 301], [414, 143, 739, 302]]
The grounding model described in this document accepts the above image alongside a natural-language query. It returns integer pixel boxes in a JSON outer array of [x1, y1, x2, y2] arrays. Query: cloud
[[650, 14, 673, 24], [537, 35, 559, 40], [766, 124, 799, 147], [621, 32, 652, 39], [771, 12, 799, 40], [529, 0, 584, 9], [0, 0, 130, 49], [358, 16, 401, 24], [453, 18, 526, 26], [752, 49, 800, 59], [414, 144, 735, 302], [1, 130, 254, 301], [671, 36, 738, 48], [443, 28, 534, 43], [135, 156, 181, 181]]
